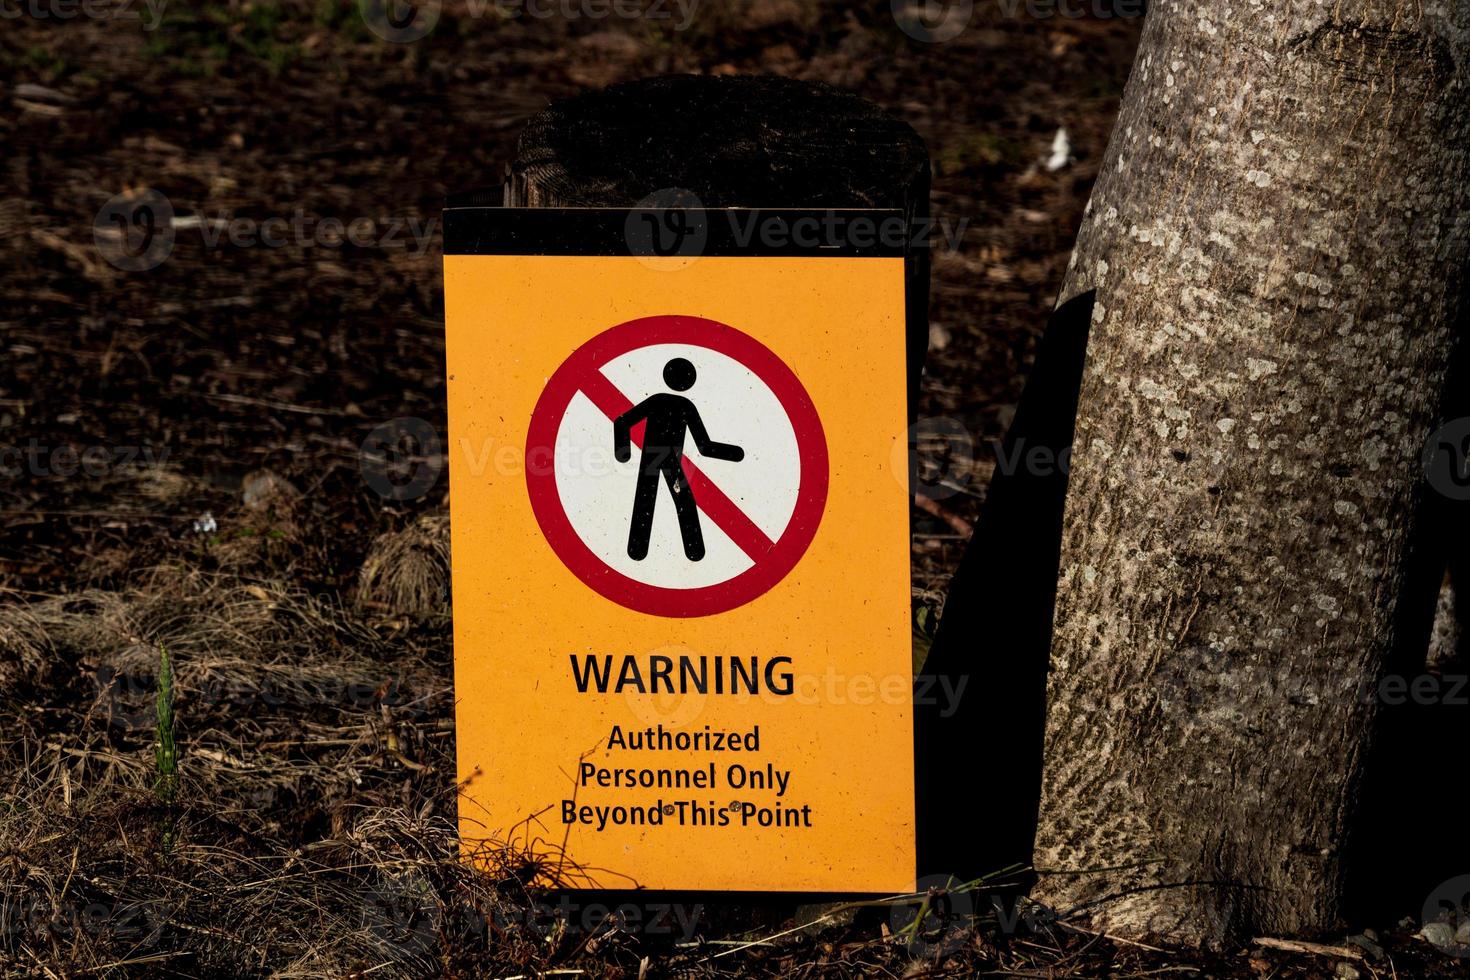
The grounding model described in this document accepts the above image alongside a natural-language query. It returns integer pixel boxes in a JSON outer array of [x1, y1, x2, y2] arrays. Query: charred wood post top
[[498, 73, 933, 407], [504, 74, 930, 211]]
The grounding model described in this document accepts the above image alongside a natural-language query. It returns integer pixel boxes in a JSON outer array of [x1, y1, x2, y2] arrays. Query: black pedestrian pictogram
[[613, 358, 744, 562], [524, 314, 830, 616]]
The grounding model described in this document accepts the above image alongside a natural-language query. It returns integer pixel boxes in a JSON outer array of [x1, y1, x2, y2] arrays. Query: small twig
[[698, 867, 1030, 963], [92, 952, 190, 970], [1253, 936, 1364, 960], [192, 747, 249, 768], [258, 738, 366, 750], [1058, 920, 1168, 953], [201, 392, 354, 416]]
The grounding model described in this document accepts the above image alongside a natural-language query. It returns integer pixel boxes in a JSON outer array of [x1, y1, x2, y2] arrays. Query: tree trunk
[[1033, 0, 1470, 943]]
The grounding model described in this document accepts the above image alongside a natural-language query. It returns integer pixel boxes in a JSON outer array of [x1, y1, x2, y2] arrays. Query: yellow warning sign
[[443, 207, 915, 892]]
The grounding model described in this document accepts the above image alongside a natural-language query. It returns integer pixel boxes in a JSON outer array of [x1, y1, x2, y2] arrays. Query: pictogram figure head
[[663, 357, 696, 391]]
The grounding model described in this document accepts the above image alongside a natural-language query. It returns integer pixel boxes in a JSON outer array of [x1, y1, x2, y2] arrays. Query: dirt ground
[[2, 1, 1468, 977], [0, 0, 1143, 593]]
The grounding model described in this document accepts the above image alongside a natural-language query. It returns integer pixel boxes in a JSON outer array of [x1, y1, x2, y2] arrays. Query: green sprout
[[154, 645, 178, 804]]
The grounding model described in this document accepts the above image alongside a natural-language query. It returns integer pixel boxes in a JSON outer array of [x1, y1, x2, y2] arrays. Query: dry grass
[[7, 552, 1452, 978], [357, 512, 453, 621], [6, 556, 1039, 978], [0, 546, 1108, 977], [0, 563, 467, 977]]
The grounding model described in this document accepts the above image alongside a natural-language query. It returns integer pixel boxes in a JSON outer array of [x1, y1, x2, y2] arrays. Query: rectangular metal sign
[[444, 207, 915, 892]]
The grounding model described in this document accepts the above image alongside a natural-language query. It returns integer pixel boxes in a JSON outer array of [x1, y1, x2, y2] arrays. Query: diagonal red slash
[[577, 370, 778, 562]]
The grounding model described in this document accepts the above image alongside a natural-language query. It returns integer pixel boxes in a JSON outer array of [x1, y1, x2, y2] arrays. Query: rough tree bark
[[1033, 0, 1470, 943]]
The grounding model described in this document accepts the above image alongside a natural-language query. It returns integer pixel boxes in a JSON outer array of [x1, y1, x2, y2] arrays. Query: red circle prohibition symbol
[[525, 315, 829, 618]]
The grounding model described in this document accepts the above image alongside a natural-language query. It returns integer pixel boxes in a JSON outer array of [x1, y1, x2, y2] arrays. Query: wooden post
[[501, 74, 932, 409], [486, 75, 932, 908]]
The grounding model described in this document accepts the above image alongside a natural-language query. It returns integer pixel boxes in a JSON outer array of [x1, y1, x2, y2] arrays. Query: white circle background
[[554, 343, 802, 590]]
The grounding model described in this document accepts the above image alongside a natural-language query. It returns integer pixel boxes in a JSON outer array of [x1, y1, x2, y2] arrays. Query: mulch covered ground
[[3, 1, 1467, 976]]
